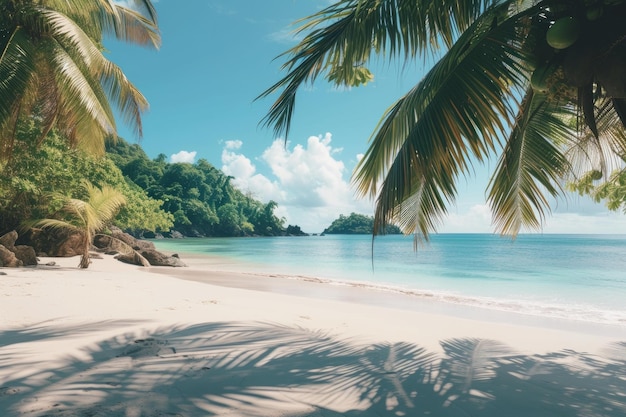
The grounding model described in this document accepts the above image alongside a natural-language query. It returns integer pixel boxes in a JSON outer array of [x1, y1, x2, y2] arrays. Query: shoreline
[[155, 250, 626, 334], [1, 254, 625, 416]]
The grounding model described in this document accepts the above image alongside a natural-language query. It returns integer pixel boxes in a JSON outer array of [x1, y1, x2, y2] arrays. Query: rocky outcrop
[[13, 245, 38, 266], [140, 250, 186, 268], [0, 231, 37, 267], [93, 227, 186, 267], [0, 229, 184, 269], [0, 244, 22, 267], [0, 230, 18, 249], [24, 229, 82, 258], [114, 251, 151, 267]]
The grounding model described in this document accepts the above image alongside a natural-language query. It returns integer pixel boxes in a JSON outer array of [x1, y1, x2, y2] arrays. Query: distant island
[[323, 213, 402, 235]]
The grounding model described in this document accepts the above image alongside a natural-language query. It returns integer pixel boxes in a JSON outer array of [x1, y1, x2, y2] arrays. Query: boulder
[[115, 251, 151, 267], [0, 231, 18, 250], [54, 233, 84, 257], [13, 245, 38, 266], [139, 249, 187, 267], [94, 229, 184, 267], [96, 227, 156, 252], [0, 245, 23, 267]]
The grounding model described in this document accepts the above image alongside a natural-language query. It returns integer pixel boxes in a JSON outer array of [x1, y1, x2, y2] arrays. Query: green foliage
[[568, 168, 626, 213], [0, 0, 160, 160], [26, 181, 127, 268], [0, 127, 173, 235], [106, 139, 290, 237], [261, 0, 626, 242], [323, 213, 402, 235]]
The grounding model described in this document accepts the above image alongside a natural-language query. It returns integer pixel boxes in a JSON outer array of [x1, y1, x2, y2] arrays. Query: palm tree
[[28, 181, 127, 268], [259, 0, 626, 242], [0, 0, 160, 159]]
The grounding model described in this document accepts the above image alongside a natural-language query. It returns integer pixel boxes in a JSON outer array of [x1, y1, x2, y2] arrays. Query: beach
[[1, 254, 626, 416]]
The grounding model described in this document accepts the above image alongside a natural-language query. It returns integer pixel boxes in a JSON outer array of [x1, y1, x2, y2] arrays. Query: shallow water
[[152, 234, 626, 325]]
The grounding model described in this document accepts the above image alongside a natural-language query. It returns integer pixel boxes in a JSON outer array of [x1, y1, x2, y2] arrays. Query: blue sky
[[106, 0, 626, 234]]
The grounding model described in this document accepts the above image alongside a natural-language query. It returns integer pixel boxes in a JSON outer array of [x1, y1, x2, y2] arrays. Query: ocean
[[151, 234, 626, 326]]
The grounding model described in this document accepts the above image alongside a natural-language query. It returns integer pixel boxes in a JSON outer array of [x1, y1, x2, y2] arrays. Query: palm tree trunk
[[79, 234, 91, 269]]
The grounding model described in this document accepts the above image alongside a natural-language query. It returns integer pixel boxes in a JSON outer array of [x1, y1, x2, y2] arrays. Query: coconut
[[546, 17, 580, 49], [530, 63, 556, 92]]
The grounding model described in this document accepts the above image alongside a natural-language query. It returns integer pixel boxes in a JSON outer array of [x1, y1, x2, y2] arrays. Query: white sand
[[1, 254, 625, 416]]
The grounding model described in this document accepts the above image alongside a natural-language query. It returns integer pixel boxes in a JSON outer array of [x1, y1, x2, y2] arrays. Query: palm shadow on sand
[[1, 321, 625, 416]]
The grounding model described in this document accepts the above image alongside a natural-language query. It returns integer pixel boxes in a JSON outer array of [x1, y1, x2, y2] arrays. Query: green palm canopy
[[0, 0, 160, 159], [259, 0, 626, 241]]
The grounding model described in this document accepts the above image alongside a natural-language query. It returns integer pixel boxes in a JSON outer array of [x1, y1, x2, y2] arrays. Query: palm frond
[[487, 90, 573, 236], [0, 28, 37, 158], [48, 39, 116, 137], [47, 0, 160, 48], [84, 182, 127, 233], [258, 0, 509, 139], [109, 2, 161, 48], [566, 98, 626, 180], [26, 217, 80, 234], [45, 8, 149, 138], [353, 3, 536, 240]]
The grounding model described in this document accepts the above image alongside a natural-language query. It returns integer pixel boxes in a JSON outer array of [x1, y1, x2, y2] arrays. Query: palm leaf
[[83, 182, 127, 233], [25, 217, 80, 234], [46, 0, 160, 48], [353, 3, 536, 240], [45, 8, 149, 138], [257, 0, 507, 139], [566, 97, 626, 179], [487, 90, 573, 236], [0, 28, 38, 158]]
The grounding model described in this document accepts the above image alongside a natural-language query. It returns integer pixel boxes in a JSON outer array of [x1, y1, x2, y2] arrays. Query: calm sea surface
[[152, 234, 626, 325]]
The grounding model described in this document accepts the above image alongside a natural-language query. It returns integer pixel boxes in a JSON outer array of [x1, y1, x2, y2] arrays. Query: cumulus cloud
[[222, 134, 626, 235], [170, 150, 197, 164], [222, 133, 372, 233]]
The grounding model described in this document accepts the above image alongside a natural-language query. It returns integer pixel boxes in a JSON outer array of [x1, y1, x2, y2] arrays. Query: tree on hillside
[[0, 0, 160, 159], [324, 213, 401, 234], [106, 139, 291, 237], [27, 182, 127, 268], [260, 0, 626, 243], [0, 128, 173, 236]]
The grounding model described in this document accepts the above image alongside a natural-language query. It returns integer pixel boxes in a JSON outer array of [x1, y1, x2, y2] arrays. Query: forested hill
[[106, 139, 306, 237], [323, 213, 402, 235], [0, 133, 306, 238]]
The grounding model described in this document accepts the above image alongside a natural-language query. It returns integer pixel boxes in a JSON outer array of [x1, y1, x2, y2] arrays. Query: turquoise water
[[152, 234, 626, 325]]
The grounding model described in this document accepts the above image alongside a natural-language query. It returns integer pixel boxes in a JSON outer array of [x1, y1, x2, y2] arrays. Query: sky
[[105, 0, 626, 234]]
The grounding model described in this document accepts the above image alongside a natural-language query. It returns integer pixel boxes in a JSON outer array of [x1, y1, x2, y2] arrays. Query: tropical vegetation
[[260, 0, 626, 243], [323, 212, 402, 234], [0, 0, 159, 159], [106, 139, 302, 237], [0, 132, 302, 241], [27, 181, 127, 268], [0, 0, 304, 268]]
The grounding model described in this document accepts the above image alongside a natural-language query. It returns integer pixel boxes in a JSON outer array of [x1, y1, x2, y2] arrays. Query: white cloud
[[439, 202, 626, 235], [221, 133, 372, 233], [221, 135, 626, 235], [170, 150, 197, 164]]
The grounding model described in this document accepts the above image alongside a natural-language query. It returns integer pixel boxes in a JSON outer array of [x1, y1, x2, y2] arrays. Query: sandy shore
[[1, 254, 625, 416]]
